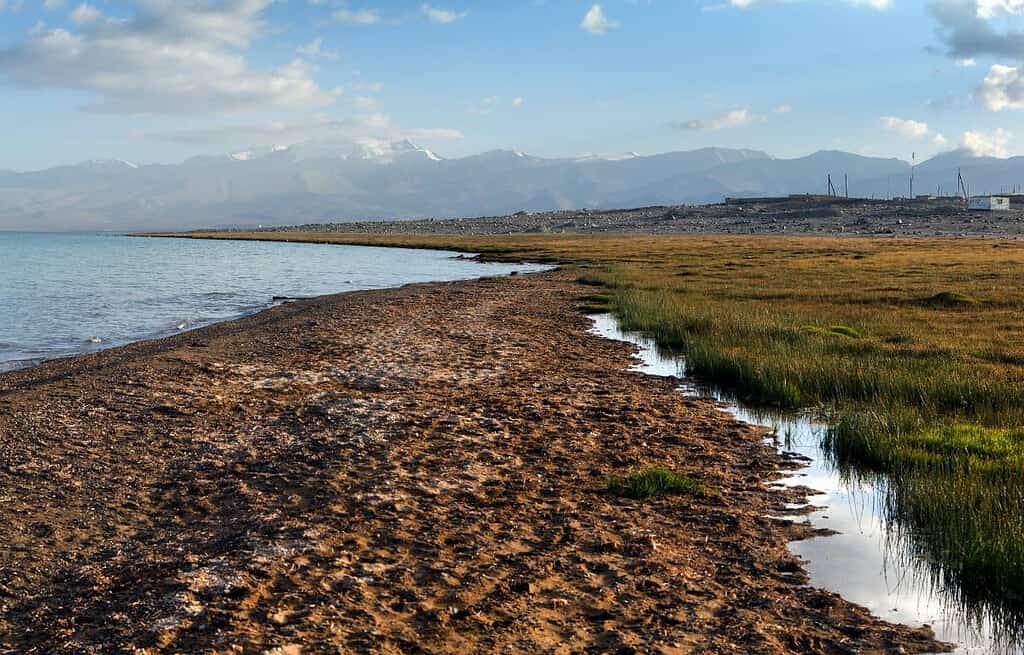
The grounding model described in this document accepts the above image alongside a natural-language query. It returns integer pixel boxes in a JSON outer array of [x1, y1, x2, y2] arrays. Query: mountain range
[[3, 140, 1024, 231]]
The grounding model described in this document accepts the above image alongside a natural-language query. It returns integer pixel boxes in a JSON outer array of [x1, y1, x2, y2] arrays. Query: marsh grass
[[607, 467, 704, 500], [577, 293, 612, 314]]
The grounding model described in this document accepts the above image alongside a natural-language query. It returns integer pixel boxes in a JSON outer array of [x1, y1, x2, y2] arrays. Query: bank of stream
[[591, 313, 1015, 655]]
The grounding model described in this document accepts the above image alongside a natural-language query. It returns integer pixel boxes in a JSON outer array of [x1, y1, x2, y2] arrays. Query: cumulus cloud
[[976, 0, 1024, 18], [678, 108, 757, 131], [422, 4, 467, 23], [512, 97, 524, 108], [581, 5, 619, 34], [334, 7, 381, 24], [929, 0, 1024, 59], [0, 0, 335, 115], [773, 104, 792, 113], [977, 63, 1024, 110], [879, 116, 952, 153], [880, 115, 931, 137], [70, 3, 100, 24], [961, 127, 1012, 156]]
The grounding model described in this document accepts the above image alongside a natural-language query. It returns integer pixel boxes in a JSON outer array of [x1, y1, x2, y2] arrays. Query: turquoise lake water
[[0, 233, 540, 372]]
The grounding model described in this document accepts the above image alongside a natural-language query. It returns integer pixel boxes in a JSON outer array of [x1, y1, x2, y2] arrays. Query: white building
[[968, 196, 1011, 211]]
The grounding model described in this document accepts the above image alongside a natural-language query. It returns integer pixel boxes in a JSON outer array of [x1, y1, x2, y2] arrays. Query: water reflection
[[590, 313, 1012, 654]]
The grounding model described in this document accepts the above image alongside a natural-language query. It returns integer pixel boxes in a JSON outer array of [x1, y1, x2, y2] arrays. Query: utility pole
[[845, 174, 849, 199], [910, 152, 915, 199]]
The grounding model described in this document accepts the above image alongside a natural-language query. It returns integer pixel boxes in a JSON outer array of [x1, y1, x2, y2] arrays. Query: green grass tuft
[[607, 467, 704, 500], [802, 325, 863, 339]]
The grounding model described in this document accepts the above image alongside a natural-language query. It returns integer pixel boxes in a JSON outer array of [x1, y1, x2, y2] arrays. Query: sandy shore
[[0, 269, 947, 654]]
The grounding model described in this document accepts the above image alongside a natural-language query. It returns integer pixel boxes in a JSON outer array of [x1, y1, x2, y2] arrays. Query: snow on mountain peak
[[86, 158, 139, 169], [575, 152, 641, 162]]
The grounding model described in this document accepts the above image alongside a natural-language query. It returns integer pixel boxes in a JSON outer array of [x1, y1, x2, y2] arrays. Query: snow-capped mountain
[[0, 141, 1007, 232]]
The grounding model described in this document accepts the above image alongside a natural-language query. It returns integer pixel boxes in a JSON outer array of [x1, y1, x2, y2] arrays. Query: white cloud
[[296, 37, 339, 61], [880, 115, 931, 137], [43, 0, 63, 9], [977, 63, 1024, 111], [773, 104, 792, 113], [581, 4, 619, 34], [422, 4, 467, 23], [70, 3, 100, 24], [334, 7, 381, 24], [976, 0, 1024, 18], [679, 108, 756, 131], [0, 1, 334, 114], [961, 127, 1012, 156], [957, 57, 977, 67], [512, 97, 524, 108], [878, 116, 954, 153]]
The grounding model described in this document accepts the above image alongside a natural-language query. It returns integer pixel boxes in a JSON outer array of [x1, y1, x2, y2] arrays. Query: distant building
[[968, 196, 1011, 211]]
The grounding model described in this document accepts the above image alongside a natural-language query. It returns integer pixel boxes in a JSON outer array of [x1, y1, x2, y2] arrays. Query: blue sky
[[0, 0, 1022, 170]]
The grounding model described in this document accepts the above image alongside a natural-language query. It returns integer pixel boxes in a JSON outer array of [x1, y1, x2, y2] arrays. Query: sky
[[0, 0, 1023, 171]]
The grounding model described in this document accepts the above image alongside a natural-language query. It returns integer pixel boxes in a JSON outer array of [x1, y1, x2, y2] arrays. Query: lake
[[0, 233, 544, 372]]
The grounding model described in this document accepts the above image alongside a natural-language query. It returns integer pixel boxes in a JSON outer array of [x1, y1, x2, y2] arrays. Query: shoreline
[[0, 268, 949, 653]]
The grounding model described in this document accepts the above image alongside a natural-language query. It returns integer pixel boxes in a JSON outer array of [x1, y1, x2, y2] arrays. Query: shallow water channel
[[590, 313, 1014, 655]]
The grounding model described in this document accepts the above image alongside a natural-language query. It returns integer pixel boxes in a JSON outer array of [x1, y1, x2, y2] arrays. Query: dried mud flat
[[0, 270, 948, 654]]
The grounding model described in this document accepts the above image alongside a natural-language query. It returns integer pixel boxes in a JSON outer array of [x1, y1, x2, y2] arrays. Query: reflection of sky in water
[[590, 314, 1006, 654]]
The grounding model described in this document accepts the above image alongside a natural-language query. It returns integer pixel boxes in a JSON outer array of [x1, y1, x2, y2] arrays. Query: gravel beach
[[0, 270, 948, 654]]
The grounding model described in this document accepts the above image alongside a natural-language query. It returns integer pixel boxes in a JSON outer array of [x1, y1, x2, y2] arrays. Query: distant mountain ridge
[[0, 142, 1020, 231]]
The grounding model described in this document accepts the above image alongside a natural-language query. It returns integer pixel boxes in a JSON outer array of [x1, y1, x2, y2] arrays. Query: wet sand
[[0, 270, 948, 654]]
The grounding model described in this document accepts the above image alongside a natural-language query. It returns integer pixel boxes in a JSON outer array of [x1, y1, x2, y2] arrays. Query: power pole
[[910, 152, 915, 199], [845, 174, 849, 199]]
